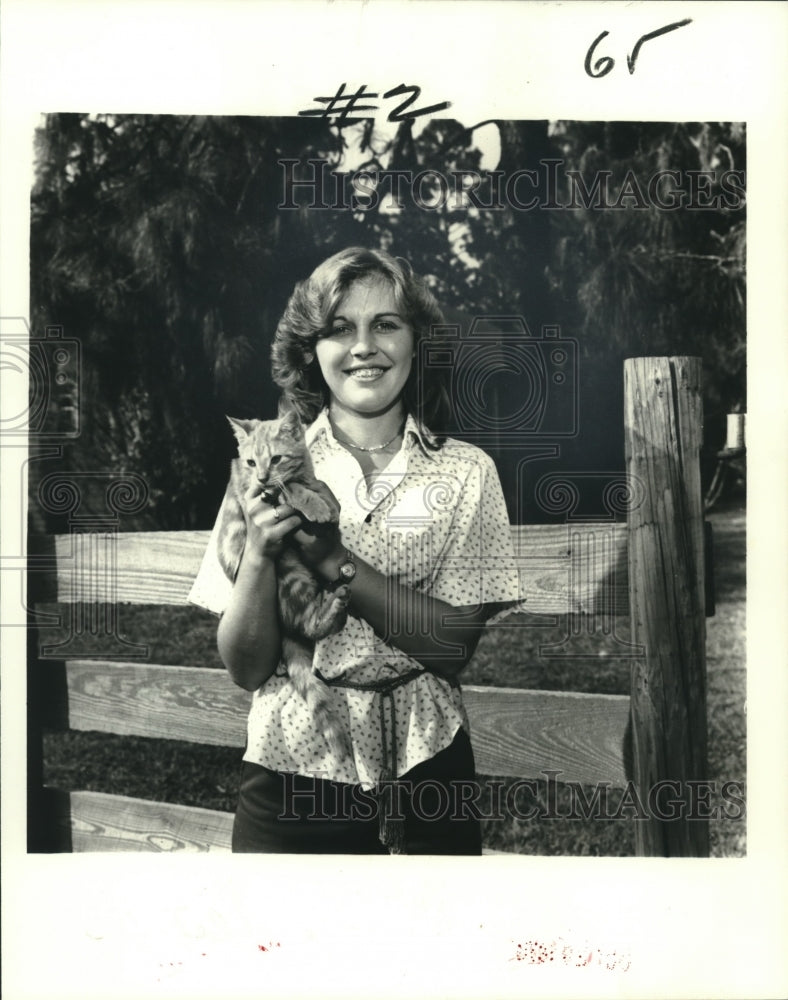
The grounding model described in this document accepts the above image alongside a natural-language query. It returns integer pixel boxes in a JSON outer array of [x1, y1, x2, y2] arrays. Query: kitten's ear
[[226, 416, 253, 443], [278, 407, 303, 436]]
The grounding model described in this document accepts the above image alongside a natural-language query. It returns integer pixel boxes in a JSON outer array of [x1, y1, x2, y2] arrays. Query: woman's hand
[[240, 482, 303, 563]]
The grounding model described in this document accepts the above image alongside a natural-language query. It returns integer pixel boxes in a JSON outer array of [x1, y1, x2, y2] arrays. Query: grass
[[38, 500, 746, 856]]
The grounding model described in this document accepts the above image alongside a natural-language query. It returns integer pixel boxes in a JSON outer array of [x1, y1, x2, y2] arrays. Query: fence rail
[[28, 357, 710, 857], [30, 523, 630, 616], [40, 659, 631, 785]]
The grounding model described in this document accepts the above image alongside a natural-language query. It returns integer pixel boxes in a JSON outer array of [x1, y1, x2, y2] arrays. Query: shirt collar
[[305, 409, 438, 461]]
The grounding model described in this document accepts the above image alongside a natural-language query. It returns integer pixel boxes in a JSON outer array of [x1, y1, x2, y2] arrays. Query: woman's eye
[[246, 459, 256, 467], [375, 321, 397, 331]]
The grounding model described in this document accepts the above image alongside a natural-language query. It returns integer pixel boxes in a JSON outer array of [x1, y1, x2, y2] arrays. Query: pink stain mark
[[512, 939, 631, 972]]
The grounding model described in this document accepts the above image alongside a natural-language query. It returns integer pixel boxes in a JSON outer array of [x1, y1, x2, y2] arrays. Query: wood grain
[[625, 357, 709, 856], [52, 790, 514, 853], [464, 685, 629, 786], [45, 661, 630, 786], [59, 790, 233, 852], [38, 523, 629, 615], [54, 660, 251, 746], [511, 522, 628, 615]]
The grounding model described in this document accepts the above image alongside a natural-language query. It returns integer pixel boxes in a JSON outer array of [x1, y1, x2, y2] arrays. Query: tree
[[546, 121, 746, 415], [31, 115, 346, 526], [30, 115, 746, 528]]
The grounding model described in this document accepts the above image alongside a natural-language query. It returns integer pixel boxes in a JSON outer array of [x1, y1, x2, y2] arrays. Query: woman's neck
[[328, 402, 406, 452]]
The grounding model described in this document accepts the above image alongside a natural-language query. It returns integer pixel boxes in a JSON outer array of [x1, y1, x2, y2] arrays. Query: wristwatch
[[336, 549, 356, 583]]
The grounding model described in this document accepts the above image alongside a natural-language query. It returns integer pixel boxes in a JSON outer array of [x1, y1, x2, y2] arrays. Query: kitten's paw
[[327, 604, 349, 633], [285, 483, 337, 523], [327, 590, 350, 625], [334, 584, 351, 606]]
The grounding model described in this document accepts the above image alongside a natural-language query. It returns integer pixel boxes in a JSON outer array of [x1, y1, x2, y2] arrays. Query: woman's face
[[315, 275, 415, 419]]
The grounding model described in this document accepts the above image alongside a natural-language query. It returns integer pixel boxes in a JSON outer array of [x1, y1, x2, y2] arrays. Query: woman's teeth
[[347, 367, 387, 380]]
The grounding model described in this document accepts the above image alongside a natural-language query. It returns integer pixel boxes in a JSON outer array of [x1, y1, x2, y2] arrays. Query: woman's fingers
[[273, 513, 303, 536], [255, 501, 297, 526], [241, 483, 264, 524], [246, 497, 301, 538], [242, 485, 287, 520], [268, 502, 296, 523]]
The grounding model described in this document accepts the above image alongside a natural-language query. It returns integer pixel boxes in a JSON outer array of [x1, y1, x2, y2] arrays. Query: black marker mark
[[298, 83, 380, 125], [584, 19, 693, 79], [585, 30, 615, 79], [298, 83, 450, 123], [383, 84, 451, 122], [627, 19, 693, 75]]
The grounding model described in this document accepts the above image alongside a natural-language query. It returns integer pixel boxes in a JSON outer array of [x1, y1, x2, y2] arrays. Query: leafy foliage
[[547, 121, 746, 415], [30, 116, 746, 528]]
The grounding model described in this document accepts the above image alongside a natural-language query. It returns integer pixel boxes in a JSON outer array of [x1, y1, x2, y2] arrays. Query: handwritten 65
[[585, 19, 693, 78]]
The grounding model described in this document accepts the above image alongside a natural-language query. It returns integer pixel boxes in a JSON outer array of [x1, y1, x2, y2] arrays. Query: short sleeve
[[429, 448, 521, 615], [187, 497, 235, 616]]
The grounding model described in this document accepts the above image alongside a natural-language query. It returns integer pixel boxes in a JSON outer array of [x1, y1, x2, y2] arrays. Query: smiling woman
[[189, 247, 522, 855]]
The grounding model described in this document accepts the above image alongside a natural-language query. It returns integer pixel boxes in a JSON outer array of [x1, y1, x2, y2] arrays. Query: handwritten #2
[[298, 84, 450, 124]]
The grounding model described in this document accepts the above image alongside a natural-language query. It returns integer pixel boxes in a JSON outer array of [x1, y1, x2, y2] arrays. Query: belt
[[315, 666, 427, 854]]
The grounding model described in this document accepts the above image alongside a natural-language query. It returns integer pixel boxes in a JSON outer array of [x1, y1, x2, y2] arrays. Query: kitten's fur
[[217, 410, 351, 759]]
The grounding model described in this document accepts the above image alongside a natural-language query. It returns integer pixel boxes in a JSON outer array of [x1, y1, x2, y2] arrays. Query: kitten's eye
[[246, 459, 256, 467], [269, 455, 282, 465]]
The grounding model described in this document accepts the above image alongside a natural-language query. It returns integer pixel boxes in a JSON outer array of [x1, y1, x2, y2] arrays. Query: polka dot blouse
[[189, 410, 522, 788]]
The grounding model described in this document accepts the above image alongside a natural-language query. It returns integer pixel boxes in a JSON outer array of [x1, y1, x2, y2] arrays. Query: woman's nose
[[350, 326, 377, 356]]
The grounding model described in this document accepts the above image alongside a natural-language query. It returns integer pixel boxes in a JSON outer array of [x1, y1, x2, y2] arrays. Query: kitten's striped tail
[[283, 638, 352, 760]]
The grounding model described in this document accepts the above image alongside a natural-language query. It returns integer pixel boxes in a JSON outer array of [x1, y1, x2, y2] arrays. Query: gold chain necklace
[[331, 418, 405, 453]]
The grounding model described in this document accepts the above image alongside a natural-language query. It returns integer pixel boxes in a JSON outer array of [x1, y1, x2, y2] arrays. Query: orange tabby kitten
[[217, 411, 351, 759]]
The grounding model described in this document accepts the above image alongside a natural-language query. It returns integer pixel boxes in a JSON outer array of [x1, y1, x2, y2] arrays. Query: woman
[[189, 247, 521, 854]]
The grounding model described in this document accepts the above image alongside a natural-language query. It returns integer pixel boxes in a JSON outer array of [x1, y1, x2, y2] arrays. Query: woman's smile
[[344, 364, 391, 382]]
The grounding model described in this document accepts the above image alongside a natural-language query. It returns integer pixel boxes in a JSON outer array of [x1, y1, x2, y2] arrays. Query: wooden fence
[[27, 357, 711, 856]]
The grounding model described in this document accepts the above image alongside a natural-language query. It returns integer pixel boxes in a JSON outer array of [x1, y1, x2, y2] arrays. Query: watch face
[[339, 560, 356, 581]]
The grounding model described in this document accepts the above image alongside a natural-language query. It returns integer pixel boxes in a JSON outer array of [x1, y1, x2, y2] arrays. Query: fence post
[[624, 357, 709, 856]]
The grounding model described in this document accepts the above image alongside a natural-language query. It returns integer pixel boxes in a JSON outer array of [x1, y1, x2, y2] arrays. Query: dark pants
[[232, 728, 482, 855]]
